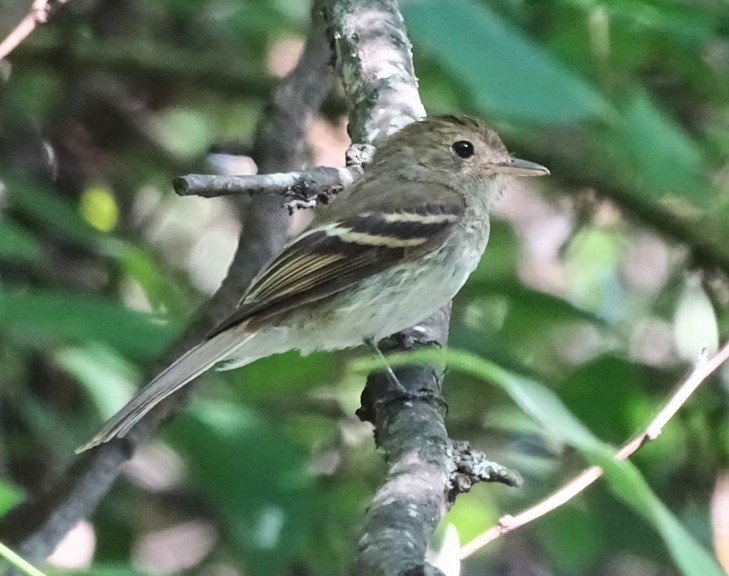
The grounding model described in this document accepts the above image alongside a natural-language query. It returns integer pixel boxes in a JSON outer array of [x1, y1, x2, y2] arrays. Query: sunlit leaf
[[80, 183, 119, 232], [54, 345, 139, 420], [674, 277, 718, 361], [152, 107, 213, 159], [0, 481, 24, 516]]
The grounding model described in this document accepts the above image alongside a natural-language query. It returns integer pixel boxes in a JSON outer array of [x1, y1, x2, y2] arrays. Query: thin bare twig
[[174, 144, 376, 206], [459, 342, 729, 559], [174, 166, 362, 204], [0, 0, 64, 61]]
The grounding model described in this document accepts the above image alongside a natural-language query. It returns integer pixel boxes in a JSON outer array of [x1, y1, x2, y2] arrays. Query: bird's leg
[[364, 337, 409, 396], [362, 337, 448, 413]]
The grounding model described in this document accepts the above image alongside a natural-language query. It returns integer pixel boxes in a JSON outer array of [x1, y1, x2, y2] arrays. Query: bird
[[77, 115, 549, 453]]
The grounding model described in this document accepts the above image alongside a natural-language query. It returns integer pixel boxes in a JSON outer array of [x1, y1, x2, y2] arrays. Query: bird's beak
[[494, 157, 550, 177]]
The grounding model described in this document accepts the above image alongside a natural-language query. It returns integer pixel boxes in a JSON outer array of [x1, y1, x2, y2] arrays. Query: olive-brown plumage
[[78, 115, 548, 452]]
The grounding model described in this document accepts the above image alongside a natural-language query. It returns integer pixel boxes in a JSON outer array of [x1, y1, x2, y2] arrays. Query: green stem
[[0, 541, 48, 576]]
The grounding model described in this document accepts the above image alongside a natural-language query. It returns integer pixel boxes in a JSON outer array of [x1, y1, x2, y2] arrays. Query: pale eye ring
[[452, 140, 475, 159]]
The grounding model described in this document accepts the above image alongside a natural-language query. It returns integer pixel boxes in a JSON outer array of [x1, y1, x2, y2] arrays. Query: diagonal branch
[[459, 342, 729, 559], [0, 0, 66, 61], [0, 3, 333, 568]]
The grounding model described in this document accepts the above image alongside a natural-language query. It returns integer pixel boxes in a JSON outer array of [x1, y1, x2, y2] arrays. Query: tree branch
[[1, 2, 508, 574], [173, 166, 363, 213], [0, 3, 333, 568], [0, 0, 66, 61], [322, 1, 508, 574], [12, 35, 347, 117]]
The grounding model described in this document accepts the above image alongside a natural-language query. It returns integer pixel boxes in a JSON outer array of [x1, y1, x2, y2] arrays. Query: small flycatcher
[[78, 115, 549, 452]]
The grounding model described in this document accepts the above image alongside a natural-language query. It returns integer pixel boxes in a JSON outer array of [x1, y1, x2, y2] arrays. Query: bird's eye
[[452, 140, 475, 159]]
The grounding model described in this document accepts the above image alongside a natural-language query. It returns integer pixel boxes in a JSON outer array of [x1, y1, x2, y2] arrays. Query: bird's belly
[[294, 247, 480, 353], [219, 236, 486, 368], [323, 266, 460, 344]]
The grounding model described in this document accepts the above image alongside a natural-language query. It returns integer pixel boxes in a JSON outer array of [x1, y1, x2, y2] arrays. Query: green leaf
[[0, 541, 48, 576], [0, 290, 176, 360], [152, 107, 214, 159], [559, 0, 714, 43], [168, 401, 319, 576], [353, 349, 724, 576], [0, 481, 24, 516], [445, 351, 725, 576], [117, 245, 193, 314], [3, 71, 63, 124], [540, 507, 602, 572], [617, 90, 706, 202], [54, 346, 139, 420], [459, 279, 607, 326], [0, 218, 43, 264], [594, 453, 724, 576], [77, 566, 150, 576], [558, 355, 650, 443], [237, 350, 337, 402], [673, 277, 719, 361], [467, 220, 520, 282], [403, 0, 608, 123]]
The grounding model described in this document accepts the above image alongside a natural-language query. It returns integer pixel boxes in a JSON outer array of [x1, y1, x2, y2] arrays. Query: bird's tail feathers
[[76, 328, 250, 453]]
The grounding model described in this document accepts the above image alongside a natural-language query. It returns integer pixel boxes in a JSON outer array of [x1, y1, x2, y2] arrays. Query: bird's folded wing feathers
[[208, 199, 465, 337], [77, 189, 465, 451]]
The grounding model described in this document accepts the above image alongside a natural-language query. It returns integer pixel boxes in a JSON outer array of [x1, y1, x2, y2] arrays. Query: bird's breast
[[227, 220, 492, 362]]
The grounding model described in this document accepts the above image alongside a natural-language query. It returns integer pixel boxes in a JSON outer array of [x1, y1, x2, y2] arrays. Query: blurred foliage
[[0, 0, 729, 575]]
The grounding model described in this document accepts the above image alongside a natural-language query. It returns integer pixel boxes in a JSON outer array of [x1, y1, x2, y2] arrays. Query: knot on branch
[[448, 441, 523, 501], [284, 177, 343, 214], [346, 143, 376, 167]]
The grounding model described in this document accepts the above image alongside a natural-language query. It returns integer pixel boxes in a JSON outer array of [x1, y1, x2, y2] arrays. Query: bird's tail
[[76, 327, 251, 453]]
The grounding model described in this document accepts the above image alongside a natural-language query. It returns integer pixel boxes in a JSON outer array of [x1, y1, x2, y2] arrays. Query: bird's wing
[[76, 187, 465, 452], [207, 196, 465, 338]]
